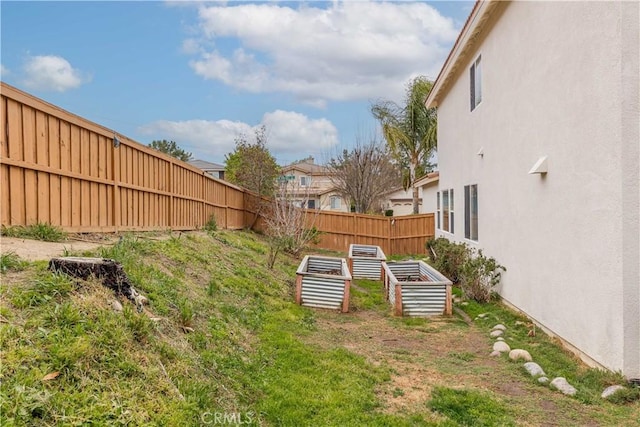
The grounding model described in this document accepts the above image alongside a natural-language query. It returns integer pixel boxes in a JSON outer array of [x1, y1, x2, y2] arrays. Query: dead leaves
[[42, 371, 60, 381]]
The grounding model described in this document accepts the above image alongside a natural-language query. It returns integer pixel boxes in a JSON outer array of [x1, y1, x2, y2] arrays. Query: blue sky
[[1, 1, 472, 165]]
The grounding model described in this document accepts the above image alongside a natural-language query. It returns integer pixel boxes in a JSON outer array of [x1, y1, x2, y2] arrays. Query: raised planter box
[[295, 255, 352, 312], [382, 260, 452, 316], [348, 244, 387, 280]]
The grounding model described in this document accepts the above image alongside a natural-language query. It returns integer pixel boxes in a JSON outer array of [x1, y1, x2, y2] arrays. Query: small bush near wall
[[426, 237, 505, 303], [459, 248, 505, 303], [426, 237, 467, 283]]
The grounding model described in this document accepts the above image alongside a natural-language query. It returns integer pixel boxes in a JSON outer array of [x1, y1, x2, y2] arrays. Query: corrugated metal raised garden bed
[[348, 244, 387, 280], [382, 260, 452, 317], [295, 255, 352, 313]]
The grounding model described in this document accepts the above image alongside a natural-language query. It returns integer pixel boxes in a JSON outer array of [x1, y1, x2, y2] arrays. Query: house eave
[[425, 0, 504, 109]]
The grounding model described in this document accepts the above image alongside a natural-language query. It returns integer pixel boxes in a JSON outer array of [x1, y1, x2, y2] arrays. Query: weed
[[1, 222, 66, 242], [123, 305, 153, 342], [178, 298, 195, 327], [10, 272, 73, 308], [207, 278, 218, 296], [428, 386, 515, 426], [1, 251, 27, 273], [448, 351, 476, 362], [203, 214, 218, 234]]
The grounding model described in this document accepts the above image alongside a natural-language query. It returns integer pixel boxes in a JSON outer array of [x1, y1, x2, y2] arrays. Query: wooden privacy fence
[[305, 210, 435, 256], [0, 82, 435, 255], [0, 82, 248, 232]]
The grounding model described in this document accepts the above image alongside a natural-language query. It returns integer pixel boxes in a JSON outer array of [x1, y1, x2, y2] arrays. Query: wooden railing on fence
[[0, 82, 435, 255]]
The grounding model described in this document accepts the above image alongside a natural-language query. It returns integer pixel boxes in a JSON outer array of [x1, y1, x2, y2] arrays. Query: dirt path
[[0, 236, 116, 261], [304, 307, 609, 426]]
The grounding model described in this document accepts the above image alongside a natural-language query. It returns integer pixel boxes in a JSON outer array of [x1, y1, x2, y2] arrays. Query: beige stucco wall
[[418, 181, 438, 214], [436, 1, 639, 377]]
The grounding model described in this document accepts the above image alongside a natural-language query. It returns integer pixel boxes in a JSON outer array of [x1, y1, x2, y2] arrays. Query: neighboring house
[[189, 159, 225, 180], [381, 187, 421, 216], [426, 1, 639, 379], [414, 171, 439, 215], [278, 157, 349, 211]]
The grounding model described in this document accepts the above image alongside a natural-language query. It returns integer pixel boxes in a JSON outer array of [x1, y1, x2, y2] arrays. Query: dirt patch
[[0, 236, 116, 261]]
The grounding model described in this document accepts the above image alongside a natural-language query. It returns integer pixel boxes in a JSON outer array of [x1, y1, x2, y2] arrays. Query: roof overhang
[[413, 171, 440, 188], [425, 0, 505, 108]]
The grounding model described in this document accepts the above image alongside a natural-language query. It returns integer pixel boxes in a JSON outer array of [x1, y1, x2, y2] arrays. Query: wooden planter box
[[381, 260, 452, 316], [348, 244, 387, 280], [295, 255, 352, 312]]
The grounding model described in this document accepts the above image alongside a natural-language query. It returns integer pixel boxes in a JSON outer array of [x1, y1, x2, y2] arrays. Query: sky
[[1, 0, 473, 165]]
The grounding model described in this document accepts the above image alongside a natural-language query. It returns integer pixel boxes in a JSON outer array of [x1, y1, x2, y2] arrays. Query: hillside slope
[[1, 230, 638, 426]]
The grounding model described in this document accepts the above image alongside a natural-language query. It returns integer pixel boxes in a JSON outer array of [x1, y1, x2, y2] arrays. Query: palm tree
[[371, 76, 437, 214]]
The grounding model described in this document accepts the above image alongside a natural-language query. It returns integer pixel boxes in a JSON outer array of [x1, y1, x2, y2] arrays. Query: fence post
[[112, 143, 121, 232], [168, 160, 174, 229], [387, 217, 392, 256]]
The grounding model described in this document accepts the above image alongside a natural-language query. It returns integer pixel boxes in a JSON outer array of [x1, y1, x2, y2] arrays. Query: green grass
[[1, 230, 638, 426], [1, 222, 67, 242], [456, 295, 637, 405], [1, 252, 27, 273], [428, 386, 516, 426]]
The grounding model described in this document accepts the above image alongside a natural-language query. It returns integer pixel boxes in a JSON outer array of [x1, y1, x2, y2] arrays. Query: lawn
[[0, 229, 638, 426]]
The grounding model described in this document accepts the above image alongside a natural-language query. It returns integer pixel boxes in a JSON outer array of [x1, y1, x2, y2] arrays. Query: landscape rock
[[509, 349, 532, 362], [550, 377, 577, 396], [496, 337, 505, 341], [493, 341, 511, 353], [601, 385, 626, 399], [477, 313, 489, 319], [111, 300, 123, 312], [490, 350, 502, 357], [490, 330, 504, 338], [538, 376, 549, 384], [515, 321, 527, 326], [523, 362, 546, 377], [492, 324, 507, 331]]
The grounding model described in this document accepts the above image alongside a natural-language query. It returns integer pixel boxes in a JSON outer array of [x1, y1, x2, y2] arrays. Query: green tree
[[371, 76, 437, 214], [225, 126, 280, 197], [225, 126, 280, 228], [148, 139, 193, 162]]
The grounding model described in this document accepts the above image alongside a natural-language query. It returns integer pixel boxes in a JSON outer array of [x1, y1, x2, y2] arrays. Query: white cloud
[[137, 111, 338, 164], [0, 64, 9, 77], [22, 55, 89, 92], [186, 1, 458, 105]]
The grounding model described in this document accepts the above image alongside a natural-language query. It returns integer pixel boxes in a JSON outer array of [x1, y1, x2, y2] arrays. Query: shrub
[[426, 237, 506, 303], [426, 237, 468, 283], [459, 248, 506, 303], [203, 215, 217, 234]]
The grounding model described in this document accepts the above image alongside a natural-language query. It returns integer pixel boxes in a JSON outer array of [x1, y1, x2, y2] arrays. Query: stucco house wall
[[415, 172, 439, 214], [428, 1, 638, 378]]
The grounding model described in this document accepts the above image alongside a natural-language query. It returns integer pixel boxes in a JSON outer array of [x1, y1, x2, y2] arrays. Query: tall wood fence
[[0, 82, 434, 255], [306, 210, 434, 256], [0, 82, 248, 232]]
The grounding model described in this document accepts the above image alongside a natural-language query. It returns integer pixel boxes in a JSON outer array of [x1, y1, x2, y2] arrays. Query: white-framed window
[[470, 55, 482, 111], [436, 191, 441, 229], [330, 196, 341, 210], [441, 188, 454, 233], [306, 199, 316, 209], [464, 184, 478, 241], [300, 176, 311, 187]]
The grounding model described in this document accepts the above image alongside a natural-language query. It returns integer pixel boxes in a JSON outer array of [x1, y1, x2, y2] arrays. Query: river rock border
[[474, 314, 629, 399]]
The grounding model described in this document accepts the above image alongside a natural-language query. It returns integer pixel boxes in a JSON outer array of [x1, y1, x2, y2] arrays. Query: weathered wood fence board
[[0, 82, 434, 254]]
